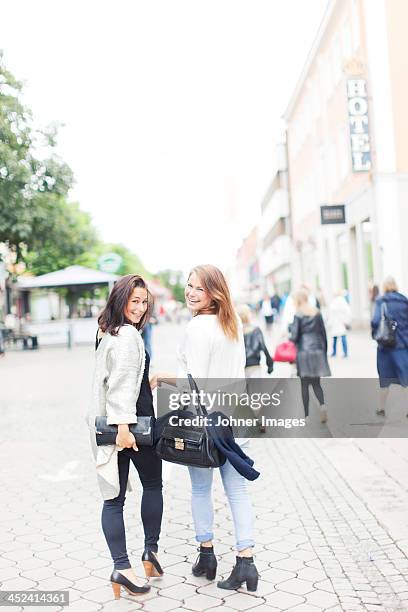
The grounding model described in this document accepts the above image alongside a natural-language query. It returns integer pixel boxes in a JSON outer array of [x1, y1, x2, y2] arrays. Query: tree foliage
[[156, 269, 185, 302], [0, 51, 93, 269], [76, 242, 151, 278]]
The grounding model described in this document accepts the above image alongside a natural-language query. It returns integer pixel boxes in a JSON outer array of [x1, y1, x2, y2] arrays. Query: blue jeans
[[188, 444, 255, 551], [332, 335, 348, 357]]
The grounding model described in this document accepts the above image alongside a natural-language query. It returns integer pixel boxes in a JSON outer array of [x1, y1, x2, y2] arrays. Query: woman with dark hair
[[151, 265, 259, 592], [88, 274, 163, 600]]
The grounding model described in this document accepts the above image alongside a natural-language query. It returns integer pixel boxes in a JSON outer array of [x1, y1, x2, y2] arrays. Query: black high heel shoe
[[110, 570, 150, 599], [217, 556, 259, 592], [142, 550, 164, 578], [192, 545, 217, 580]]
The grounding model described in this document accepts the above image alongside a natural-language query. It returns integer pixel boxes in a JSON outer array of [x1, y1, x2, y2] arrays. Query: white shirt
[[177, 314, 245, 380], [177, 314, 248, 444]]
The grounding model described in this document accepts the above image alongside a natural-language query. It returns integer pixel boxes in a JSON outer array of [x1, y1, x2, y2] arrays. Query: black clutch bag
[[95, 416, 154, 447]]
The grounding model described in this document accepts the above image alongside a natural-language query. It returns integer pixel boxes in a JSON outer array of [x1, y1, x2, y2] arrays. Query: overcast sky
[[1, 0, 327, 274]]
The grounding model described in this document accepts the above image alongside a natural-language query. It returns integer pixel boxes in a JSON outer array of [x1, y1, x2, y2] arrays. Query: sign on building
[[347, 79, 371, 172], [98, 253, 123, 274], [320, 205, 346, 225]]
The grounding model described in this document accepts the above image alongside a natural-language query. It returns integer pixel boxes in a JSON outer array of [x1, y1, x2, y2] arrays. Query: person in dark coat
[[290, 289, 331, 422], [371, 276, 408, 415]]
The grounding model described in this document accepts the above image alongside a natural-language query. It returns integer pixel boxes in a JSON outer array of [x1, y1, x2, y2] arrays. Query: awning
[[16, 265, 118, 289]]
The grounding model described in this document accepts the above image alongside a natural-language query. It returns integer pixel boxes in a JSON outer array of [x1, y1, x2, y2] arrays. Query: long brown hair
[[189, 264, 239, 341], [98, 274, 152, 336]]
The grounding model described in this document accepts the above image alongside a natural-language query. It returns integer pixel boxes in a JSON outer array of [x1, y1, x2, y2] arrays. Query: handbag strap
[[187, 373, 208, 416], [380, 302, 388, 319]]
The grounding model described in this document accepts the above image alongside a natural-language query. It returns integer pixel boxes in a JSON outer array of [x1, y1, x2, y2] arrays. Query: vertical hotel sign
[[347, 79, 371, 172]]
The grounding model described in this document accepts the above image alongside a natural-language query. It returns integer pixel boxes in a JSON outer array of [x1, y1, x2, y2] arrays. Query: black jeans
[[101, 447, 163, 570], [301, 377, 324, 417]]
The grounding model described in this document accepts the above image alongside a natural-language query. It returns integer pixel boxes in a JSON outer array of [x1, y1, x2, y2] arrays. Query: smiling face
[[185, 271, 213, 314], [124, 287, 148, 324]]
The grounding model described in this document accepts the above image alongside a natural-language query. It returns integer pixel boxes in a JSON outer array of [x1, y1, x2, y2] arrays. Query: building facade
[[259, 142, 292, 297], [285, 0, 408, 323]]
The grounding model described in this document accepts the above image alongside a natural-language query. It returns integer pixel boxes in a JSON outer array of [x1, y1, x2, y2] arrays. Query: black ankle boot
[[217, 556, 259, 591], [192, 545, 217, 580]]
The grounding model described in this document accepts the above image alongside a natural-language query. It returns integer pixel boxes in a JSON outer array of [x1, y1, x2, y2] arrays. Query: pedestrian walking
[[0, 320, 6, 357], [260, 292, 275, 330], [328, 291, 352, 358], [87, 274, 163, 599], [237, 304, 274, 378], [151, 264, 259, 592], [371, 276, 408, 416], [237, 304, 274, 433], [290, 289, 331, 422]]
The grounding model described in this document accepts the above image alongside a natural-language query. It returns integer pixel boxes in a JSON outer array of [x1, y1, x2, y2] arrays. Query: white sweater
[[177, 314, 247, 444], [177, 314, 246, 381]]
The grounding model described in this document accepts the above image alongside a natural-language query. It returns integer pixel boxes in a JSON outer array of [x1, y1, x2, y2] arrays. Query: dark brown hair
[[98, 274, 152, 335]]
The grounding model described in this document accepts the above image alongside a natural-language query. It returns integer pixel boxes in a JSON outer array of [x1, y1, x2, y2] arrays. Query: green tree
[[0, 51, 76, 263], [76, 242, 151, 278], [156, 269, 185, 301], [24, 200, 97, 275]]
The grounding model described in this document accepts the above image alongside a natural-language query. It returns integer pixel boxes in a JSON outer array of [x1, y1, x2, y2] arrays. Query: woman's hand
[[149, 374, 160, 391], [150, 372, 177, 390], [116, 424, 138, 451]]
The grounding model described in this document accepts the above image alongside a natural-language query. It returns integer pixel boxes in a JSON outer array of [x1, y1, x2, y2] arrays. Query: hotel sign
[[320, 205, 346, 225], [347, 79, 371, 172]]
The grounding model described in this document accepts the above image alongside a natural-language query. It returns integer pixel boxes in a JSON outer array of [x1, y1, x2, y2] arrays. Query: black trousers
[[301, 377, 324, 417], [101, 447, 163, 570]]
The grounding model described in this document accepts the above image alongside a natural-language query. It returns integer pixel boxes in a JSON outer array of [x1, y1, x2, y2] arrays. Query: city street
[[1, 323, 408, 611]]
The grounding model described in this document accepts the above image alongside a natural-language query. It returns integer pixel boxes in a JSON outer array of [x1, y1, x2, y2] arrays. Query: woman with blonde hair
[[151, 264, 259, 592], [290, 288, 331, 422], [371, 276, 408, 415]]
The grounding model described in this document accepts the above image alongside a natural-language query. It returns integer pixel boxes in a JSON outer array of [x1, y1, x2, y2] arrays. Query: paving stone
[[0, 576, 36, 590], [177, 593, 224, 610], [266, 590, 305, 609], [159, 583, 198, 602], [288, 605, 321, 612], [221, 592, 266, 610], [63, 599, 103, 611], [297, 567, 328, 583], [261, 568, 297, 585], [278, 578, 314, 596], [81, 586, 117, 603], [36, 576, 73, 590], [270, 557, 306, 572], [68, 549, 100, 562], [74, 576, 109, 592], [305, 589, 339, 608], [83, 557, 111, 570], [102, 600, 142, 611], [56, 565, 93, 580], [0, 566, 20, 581], [21, 565, 56, 581]]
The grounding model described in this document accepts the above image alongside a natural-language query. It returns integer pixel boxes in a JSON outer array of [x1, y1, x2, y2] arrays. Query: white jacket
[[87, 325, 145, 500], [328, 296, 351, 337]]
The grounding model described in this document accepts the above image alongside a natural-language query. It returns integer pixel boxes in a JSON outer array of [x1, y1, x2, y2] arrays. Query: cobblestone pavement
[[1, 324, 408, 611]]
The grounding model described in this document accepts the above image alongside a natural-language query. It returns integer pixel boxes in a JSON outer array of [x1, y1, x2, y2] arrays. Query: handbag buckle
[[174, 437, 184, 450]]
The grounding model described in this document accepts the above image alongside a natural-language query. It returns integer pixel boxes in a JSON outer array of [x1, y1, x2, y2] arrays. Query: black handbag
[[94, 416, 154, 447], [374, 302, 397, 348], [155, 374, 226, 468]]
